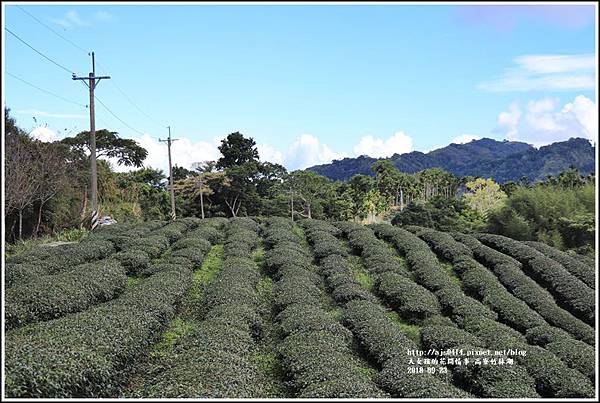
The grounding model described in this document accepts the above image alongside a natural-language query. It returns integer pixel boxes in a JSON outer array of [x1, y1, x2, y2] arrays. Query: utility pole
[[160, 126, 178, 220], [72, 52, 110, 230]]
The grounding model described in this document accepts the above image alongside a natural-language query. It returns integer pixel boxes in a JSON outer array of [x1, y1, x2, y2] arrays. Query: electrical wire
[[6, 71, 87, 108], [94, 95, 146, 136], [16, 5, 90, 55], [5, 27, 75, 74]]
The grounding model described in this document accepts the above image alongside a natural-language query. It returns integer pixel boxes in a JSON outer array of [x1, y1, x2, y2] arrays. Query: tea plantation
[[3, 217, 597, 398]]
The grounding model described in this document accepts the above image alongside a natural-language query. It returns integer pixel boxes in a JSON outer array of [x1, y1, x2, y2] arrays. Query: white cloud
[[52, 11, 87, 28], [285, 134, 346, 170], [451, 134, 481, 144], [16, 109, 86, 119], [495, 95, 597, 146], [106, 133, 221, 173], [478, 54, 595, 92], [66, 10, 88, 26], [95, 11, 114, 23], [257, 143, 284, 165], [31, 127, 58, 142], [353, 131, 413, 158], [496, 102, 521, 140]]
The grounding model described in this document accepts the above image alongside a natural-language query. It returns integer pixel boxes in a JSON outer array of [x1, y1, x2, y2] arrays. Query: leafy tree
[[172, 165, 194, 181], [61, 129, 147, 167], [286, 170, 331, 219], [462, 178, 507, 216], [216, 132, 259, 169]]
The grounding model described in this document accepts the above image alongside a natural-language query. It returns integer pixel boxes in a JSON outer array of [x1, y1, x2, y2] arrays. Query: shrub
[[420, 325, 484, 351], [524, 241, 594, 288], [375, 354, 472, 398], [477, 234, 594, 325], [5, 260, 127, 330], [376, 272, 441, 321], [453, 233, 594, 345], [5, 268, 193, 398], [111, 250, 151, 275]]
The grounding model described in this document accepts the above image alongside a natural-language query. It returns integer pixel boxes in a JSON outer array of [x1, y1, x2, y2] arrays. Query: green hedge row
[[417, 227, 595, 380], [453, 233, 594, 346], [415, 228, 546, 332], [373, 225, 594, 397], [5, 260, 127, 330], [344, 300, 472, 398], [263, 218, 387, 398], [5, 268, 195, 397], [340, 223, 440, 320], [477, 233, 595, 325], [302, 221, 376, 305], [129, 217, 264, 398], [462, 317, 595, 398], [4, 219, 218, 398], [525, 325, 595, 381], [371, 225, 497, 326], [524, 241, 595, 289], [6, 239, 116, 287], [305, 221, 474, 397], [419, 324, 538, 398]]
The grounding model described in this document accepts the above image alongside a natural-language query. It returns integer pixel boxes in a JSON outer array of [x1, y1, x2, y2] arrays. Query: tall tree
[[216, 132, 259, 169], [462, 177, 507, 216], [61, 129, 148, 167]]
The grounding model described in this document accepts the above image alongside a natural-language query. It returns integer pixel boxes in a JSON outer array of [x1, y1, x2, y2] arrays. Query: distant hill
[[307, 137, 595, 183]]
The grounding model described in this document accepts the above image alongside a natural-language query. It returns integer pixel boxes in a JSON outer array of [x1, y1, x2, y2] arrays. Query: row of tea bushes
[[373, 224, 594, 398], [303, 220, 469, 398], [371, 225, 497, 327], [5, 260, 127, 330], [477, 233, 594, 325], [452, 233, 594, 346], [263, 218, 388, 398], [419, 323, 539, 398], [4, 220, 217, 398], [340, 222, 442, 321], [4, 219, 208, 330], [338, 223, 534, 398], [524, 241, 595, 289], [413, 227, 595, 382], [133, 218, 266, 398], [4, 221, 171, 286]]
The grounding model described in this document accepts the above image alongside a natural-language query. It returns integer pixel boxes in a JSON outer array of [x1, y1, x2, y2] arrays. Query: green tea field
[[3, 217, 596, 398]]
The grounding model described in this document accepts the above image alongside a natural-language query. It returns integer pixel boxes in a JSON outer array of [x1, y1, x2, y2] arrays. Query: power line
[[6, 71, 87, 108], [110, 78, 165, 127], [5, 27, 74, 74], [94, 94, 146, 136], [95, 59, 165, 128], [16, 5, 90, 55], [10, 7, 163, 132]]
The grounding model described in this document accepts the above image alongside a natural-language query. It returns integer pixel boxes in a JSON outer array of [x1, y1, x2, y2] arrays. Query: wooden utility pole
[[72, 52, 110, 230], [160, 126, 178, 220]]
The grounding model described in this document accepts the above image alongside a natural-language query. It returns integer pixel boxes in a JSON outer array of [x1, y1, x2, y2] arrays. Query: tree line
[[4, 108, 595, 256]]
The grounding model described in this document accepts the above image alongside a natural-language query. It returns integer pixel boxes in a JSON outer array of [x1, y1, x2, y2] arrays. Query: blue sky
[[3, 3, 597, 172]]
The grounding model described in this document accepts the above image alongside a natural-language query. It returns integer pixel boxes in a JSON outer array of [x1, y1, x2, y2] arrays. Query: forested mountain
[[308, 137, 595, 183]]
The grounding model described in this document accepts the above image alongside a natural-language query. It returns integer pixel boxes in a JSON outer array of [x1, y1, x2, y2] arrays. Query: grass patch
[[257, 276, 274, 305], [180, 244, 223, 319], [347, 255, 374, 292], [149, 316, 197, 360], [193, 244, 224, 285], [127, 276, 143, 287], [252, 246, 265, 265], [387, 311, 422, 347], [357, 366, 378, 379], [328, 307, 343, 322], [292, 224, 310, 248], [438, 259, 463, 287]]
